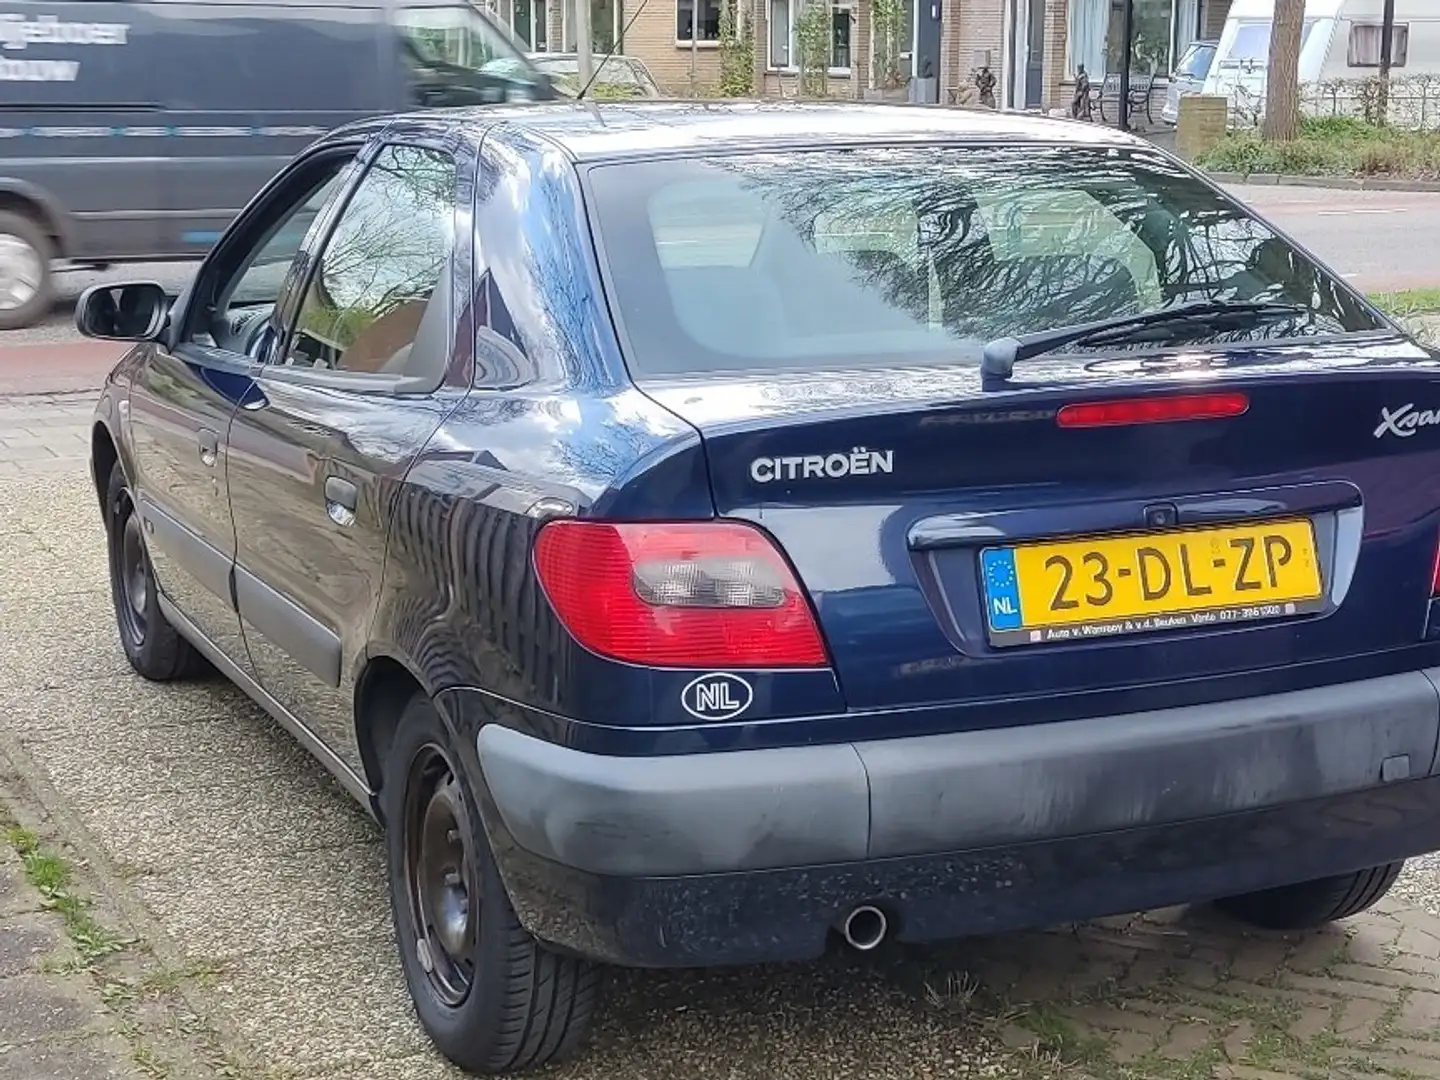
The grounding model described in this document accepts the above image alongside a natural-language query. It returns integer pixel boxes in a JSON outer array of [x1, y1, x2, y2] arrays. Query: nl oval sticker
[[680, 673, 754, 721]]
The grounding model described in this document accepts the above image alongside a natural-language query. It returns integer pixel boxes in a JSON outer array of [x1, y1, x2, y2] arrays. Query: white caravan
[[1198, 0, 1440, 123]]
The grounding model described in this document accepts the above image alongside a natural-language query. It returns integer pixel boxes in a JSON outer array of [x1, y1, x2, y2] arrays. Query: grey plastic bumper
[[476, 669, 1440, 878]]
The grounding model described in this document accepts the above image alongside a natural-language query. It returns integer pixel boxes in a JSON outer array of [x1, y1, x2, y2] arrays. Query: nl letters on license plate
[[980, 519, 1325, 647]]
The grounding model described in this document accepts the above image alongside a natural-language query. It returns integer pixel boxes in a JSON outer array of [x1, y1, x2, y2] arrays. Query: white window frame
[[508, 0, 547, 49], [1348, 21, 1410, 69], [865, 0, 916, 90], [560, 0, 623, 51], [766, 0, 854, 74], [676, 0, 722, 46]]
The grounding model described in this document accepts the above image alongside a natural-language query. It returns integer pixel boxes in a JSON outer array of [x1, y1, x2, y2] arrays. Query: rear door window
[[278, 143, 456, 383], [584, 145, 1383, 378]]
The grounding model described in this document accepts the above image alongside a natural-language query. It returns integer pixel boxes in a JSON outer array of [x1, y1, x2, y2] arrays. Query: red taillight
[[1057, 391, 1250, 429], [533, 520, 829, 668], [1431, 534, 1440, 597]]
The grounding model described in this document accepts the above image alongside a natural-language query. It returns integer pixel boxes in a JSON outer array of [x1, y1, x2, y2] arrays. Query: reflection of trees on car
[[289, 146, 454, 371], [701, 146, 1374, 350]]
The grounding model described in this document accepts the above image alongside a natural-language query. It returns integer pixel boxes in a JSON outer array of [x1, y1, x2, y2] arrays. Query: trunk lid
[[640, 339, 1440, 718]]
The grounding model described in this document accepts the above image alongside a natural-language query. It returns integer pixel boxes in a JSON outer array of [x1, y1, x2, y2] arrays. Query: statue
[[1071, 64, 1094, 121], [974, 65, 996, 109]]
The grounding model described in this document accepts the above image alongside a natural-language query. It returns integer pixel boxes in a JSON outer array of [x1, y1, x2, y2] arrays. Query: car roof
[[353, 100, 1154, 163]]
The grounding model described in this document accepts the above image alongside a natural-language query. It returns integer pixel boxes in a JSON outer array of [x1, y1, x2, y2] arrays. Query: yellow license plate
[[980, 519, 1325, 646]]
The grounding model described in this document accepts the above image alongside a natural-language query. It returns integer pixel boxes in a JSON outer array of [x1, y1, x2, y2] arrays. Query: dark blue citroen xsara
[[81, 100, 1440, 1074]]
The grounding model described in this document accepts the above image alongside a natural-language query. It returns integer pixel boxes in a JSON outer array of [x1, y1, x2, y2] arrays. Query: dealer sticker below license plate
[[980, 518, 1326, 647]]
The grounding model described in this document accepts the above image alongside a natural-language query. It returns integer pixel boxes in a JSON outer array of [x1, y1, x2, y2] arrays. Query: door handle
[[324, 475, 357, 526], [198, 429, 218, 468]]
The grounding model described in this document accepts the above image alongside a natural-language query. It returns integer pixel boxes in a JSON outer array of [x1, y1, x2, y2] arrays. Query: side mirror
[[75, 281, 170, 342]]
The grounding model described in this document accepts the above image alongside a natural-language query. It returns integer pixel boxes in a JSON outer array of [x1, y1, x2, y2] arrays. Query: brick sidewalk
[[0, 393, 94, 475], [0, 846, 144, 1080]]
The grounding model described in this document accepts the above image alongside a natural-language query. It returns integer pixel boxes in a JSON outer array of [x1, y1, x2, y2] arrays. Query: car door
[[225, 134, 471, 777], [124, 143, 363, 667]]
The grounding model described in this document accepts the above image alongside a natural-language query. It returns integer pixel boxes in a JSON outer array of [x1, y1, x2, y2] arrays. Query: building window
[[561, 0, 622, 51], [832, 3, 851, 69], [1065, 0, 1198, 79], [677, 0, 721, 42], [511, 0, 547, 48], [868, 0, 912, 89], [766, 0, 852, 71], [1348, 22, 1409, 68]]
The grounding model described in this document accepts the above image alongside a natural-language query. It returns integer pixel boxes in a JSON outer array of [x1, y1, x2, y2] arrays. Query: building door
[[1024, 0, 1045, 106], [913, 0, 941, 103]]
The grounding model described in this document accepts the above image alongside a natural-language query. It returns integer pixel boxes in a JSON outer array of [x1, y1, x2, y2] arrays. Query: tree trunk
[[1262, 0, 1305, 141]]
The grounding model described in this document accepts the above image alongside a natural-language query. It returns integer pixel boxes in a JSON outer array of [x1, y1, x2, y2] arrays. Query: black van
[[0, 0, 554, 329]]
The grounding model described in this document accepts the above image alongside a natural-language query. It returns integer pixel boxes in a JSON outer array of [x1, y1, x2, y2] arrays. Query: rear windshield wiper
[[980, 299, 1308, 382]]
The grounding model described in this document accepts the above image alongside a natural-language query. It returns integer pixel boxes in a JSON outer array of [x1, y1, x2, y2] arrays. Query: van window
[[1222, 19, 1318, 66], [398, 5, 544, 106], [1349, 23, 1409, 68]]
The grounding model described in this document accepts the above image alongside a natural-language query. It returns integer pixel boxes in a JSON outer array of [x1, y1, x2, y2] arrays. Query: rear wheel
[[1214, 861, 1405, 931], [104, 463, 207, 680], [382, 693, 599, 1075], [0, 209, 54, 332]]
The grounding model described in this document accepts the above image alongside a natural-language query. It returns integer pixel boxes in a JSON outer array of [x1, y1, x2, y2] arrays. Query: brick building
[[488, 0, 1234, 110]]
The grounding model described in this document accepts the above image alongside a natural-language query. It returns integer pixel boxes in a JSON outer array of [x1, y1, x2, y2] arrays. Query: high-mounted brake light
[[1057, 391, 1249, 429], [533, 520, 830, 668]]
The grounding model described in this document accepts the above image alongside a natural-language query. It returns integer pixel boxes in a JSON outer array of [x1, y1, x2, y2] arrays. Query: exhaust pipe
[[838, 904, 889, 951]]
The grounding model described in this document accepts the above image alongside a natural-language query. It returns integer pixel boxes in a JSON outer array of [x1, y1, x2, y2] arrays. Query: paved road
[[3, 183, 1440, 355], [1229, 184, 1440, 295], [3, 396, 1440, 1079]]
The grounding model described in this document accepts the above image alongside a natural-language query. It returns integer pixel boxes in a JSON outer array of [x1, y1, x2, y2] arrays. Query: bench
[[1088, 70, 1161, 126]]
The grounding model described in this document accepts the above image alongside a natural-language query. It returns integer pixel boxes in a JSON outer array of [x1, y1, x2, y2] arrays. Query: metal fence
[[1228, 76, 1440, 132]]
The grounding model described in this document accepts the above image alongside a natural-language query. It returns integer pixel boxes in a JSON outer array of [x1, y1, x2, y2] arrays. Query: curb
[[1207, 170, 1440, 192]]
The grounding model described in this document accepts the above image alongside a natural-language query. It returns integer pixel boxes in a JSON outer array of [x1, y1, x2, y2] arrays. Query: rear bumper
[[472, 669, 1440, 966]]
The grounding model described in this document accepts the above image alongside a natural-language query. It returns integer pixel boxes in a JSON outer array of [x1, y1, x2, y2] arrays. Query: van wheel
[[383, 693, 600, 1074], [0, 209, 54, 332], [1214, 862, 1405, 931]]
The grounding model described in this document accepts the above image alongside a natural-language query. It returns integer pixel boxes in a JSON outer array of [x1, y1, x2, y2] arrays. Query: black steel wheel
[[117, 501, 150, 647], [382, 693, 600, 1075], [103, 462, 206, 681], [402, 742, 479, 1008]]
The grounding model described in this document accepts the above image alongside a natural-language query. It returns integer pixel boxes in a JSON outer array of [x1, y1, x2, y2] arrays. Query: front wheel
[[382, 694, 600, 1075], [1214, 861, 1405, 931]]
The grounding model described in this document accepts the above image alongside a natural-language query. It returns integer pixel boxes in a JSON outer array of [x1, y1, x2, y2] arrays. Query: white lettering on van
[[749, 448, 895, 484], [1375, 403, 1440, 439], [0, 14, 130, 51], [0, 12, 129, 83], [0, 57, 78, 81]]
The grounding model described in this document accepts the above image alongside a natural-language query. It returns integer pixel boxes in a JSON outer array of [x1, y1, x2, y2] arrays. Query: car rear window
[[584, 144, 1382, 378]]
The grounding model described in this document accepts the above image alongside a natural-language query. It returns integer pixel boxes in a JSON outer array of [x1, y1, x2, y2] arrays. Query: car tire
[[1214, 861, 1405, 931], [0, 209, 54, 333], [382, 692, 600, 1075], [104, 463, 208, 681]]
